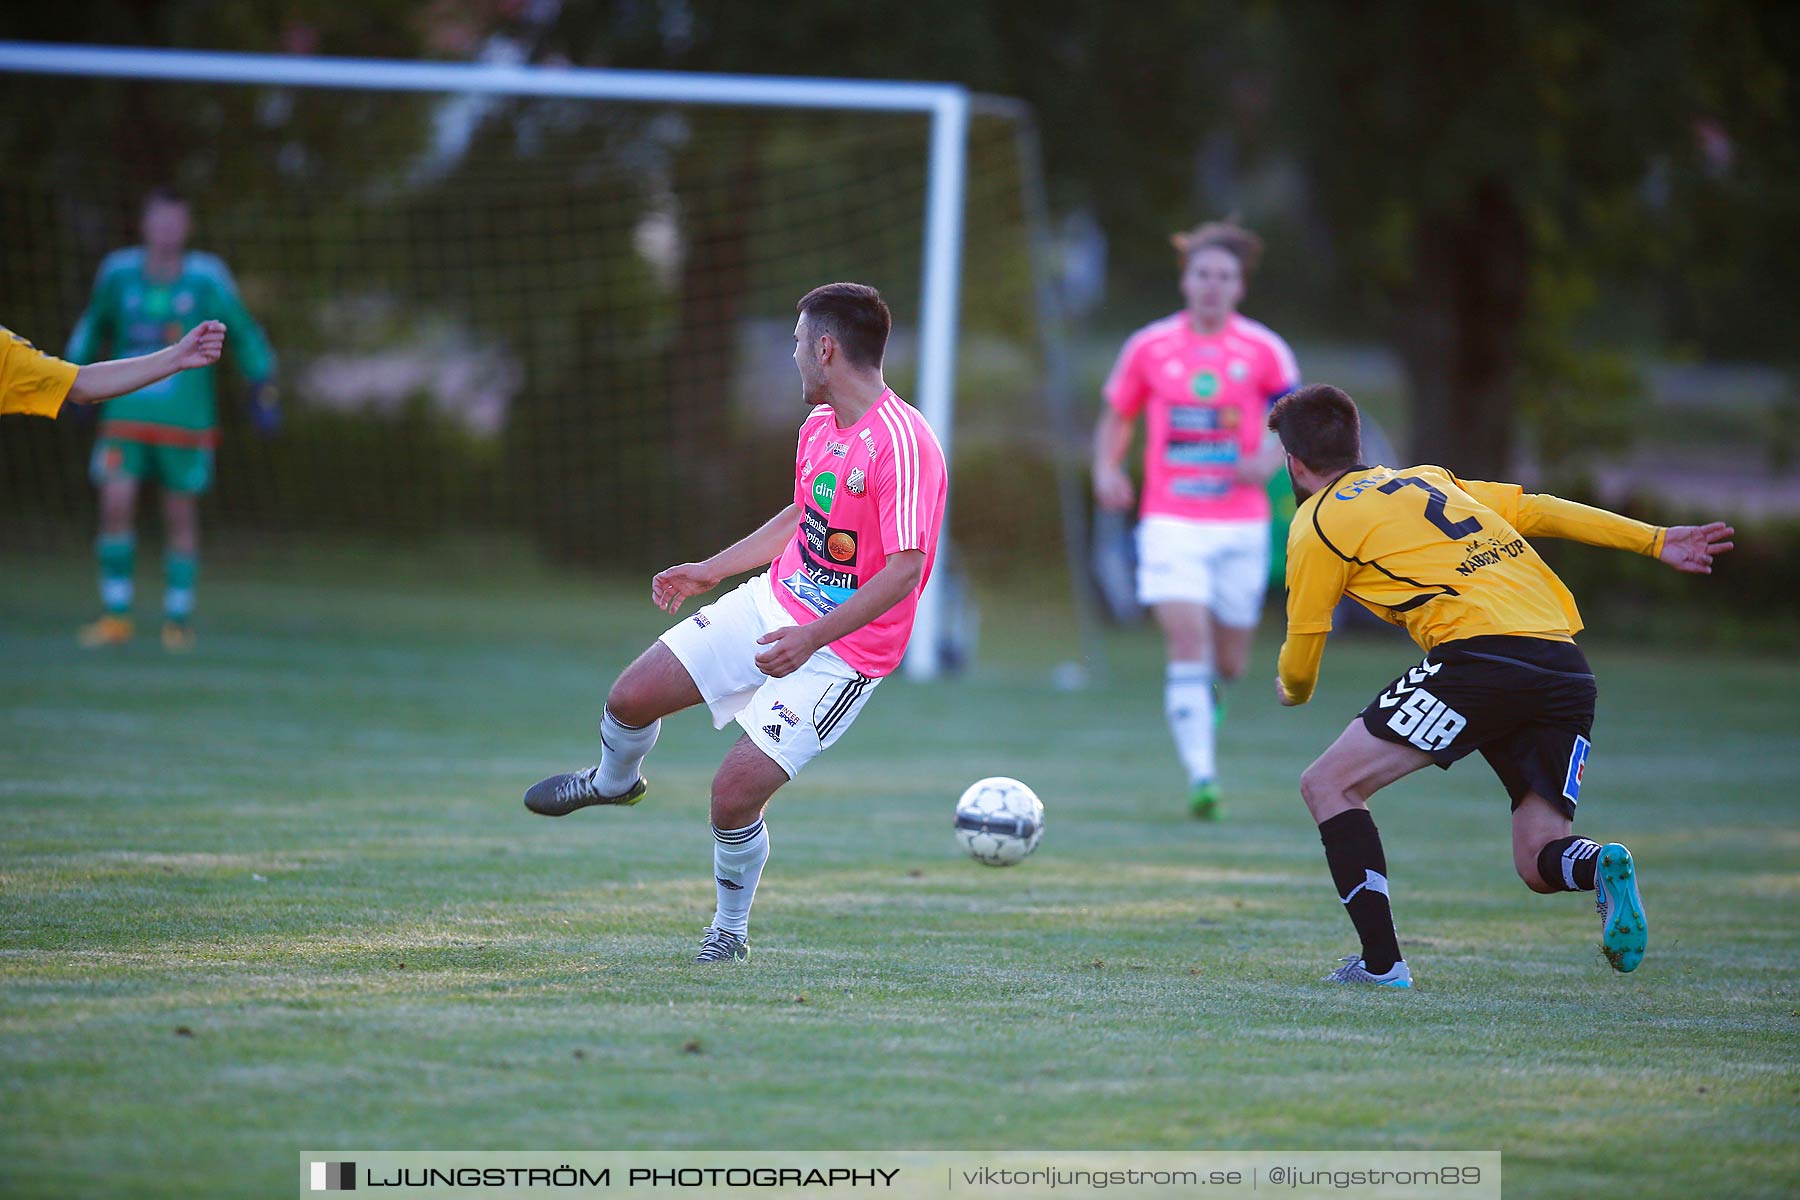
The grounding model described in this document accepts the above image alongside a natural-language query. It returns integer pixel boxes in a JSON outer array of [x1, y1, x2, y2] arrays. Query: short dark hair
[[143, 187, 188, 211], [1171, 218, 1263, 275], [1268, 384, 1362, 474], [797, 282, 890, 370]]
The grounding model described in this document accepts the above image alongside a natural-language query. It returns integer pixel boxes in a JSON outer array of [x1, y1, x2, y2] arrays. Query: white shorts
[[1135, 516, 1270, 627], [657, 573, 880, 779]]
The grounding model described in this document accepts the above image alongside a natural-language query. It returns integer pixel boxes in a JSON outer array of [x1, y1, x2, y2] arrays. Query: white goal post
[[0, 40, 968, 681]]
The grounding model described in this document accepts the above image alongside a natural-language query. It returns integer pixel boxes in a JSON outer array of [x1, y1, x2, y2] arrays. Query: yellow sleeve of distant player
[[1458, 478, 1665, 558], [1277, 517, 1351, 705], [1, 328, 80, 419]]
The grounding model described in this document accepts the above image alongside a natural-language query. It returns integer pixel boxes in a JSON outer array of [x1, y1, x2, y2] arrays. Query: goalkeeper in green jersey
[[65, 189, 278, 651]]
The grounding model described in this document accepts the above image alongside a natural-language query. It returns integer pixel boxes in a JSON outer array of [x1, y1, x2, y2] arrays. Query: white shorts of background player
[[1135, 516, 1270, 627]]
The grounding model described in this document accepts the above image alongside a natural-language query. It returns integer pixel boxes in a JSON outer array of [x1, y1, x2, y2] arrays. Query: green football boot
[[1189, 780, 1224, 821], [1595, 842, 1647, 972]]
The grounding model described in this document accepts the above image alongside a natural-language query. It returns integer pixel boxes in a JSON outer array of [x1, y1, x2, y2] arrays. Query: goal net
[[0, 49, 1085, 674]]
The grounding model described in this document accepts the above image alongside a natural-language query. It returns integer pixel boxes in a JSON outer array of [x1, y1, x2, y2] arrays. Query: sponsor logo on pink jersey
[[1103, 312, 1300, 523], [769, 391, 947, 677]]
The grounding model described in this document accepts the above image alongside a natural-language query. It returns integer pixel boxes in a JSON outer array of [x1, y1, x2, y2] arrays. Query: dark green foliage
[[3, 2, 1795, 569], [1278, 1, 1795, 474]]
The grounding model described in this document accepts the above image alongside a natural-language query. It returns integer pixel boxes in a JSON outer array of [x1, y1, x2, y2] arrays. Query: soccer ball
[[953, 777, 1044, 867]]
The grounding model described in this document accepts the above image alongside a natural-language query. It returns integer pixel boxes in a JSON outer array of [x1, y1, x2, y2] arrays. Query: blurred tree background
[[592, 0, 1796, 478], [1, 0, 1794, 592]]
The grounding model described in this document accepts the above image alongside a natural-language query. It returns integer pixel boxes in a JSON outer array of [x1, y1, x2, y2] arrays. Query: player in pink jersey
[[522, 283, 947, 963], [1092, 220, 1301, 819]]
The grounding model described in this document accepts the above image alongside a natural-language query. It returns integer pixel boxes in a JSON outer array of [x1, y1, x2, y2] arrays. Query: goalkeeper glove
[[246, 381, 281, 436]]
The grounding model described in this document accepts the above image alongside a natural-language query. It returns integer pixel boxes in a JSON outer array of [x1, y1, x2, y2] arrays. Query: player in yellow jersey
[[2, 321, 225, 419], [1267, 385, 1734, 987]]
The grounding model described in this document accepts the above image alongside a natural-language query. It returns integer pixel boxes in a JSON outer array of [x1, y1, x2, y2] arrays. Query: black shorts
[[1359, 635, 1597, 817]]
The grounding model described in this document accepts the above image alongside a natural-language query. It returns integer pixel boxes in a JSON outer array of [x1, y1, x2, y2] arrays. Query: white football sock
[[596, 706, 659, 796], [710, 819, 769, 938], [1165, 661, 1216, 785]]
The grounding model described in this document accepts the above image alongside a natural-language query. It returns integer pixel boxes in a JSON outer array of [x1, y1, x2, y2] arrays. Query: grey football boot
[[694, 925, 749, 963], [1323, 954, 1413, 988], [523, 767, 647, 816]]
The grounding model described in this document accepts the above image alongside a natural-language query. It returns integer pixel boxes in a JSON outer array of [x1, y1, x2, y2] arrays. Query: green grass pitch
[[1, 548, 1795, 1197]]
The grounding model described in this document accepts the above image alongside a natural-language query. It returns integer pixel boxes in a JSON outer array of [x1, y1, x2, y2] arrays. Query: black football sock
[[1536, 836, 1602, 892], [1318, 808, 1402, 974]]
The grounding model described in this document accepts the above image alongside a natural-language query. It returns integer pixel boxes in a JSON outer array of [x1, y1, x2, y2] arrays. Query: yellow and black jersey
[[2, 326, 79, 419], [1277, 465, 1665, 703]]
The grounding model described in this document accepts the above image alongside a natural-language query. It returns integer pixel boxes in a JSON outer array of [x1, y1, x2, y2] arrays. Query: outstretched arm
[[67, 321, 226, 405], [1458, 480, 1668, 558], [651, 503, 799, 614], [1657, 522, 1735, 574], [1461, 480, 1736, 575]]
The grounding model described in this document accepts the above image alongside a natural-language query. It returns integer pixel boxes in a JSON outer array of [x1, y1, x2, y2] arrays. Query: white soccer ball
[[953, 776, 1044, 867]]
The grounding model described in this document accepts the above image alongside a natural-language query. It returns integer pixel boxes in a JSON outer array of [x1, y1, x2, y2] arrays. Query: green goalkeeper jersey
[[65, 248, 275, 433]]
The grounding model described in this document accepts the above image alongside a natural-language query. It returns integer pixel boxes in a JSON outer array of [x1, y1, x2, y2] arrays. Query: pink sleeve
[[1261, 330, 1301, 400], [873, 415, 942, 557], [1102, 336, 1149, 418]]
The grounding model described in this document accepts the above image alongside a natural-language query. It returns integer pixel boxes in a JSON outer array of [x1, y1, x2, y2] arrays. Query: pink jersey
[[770, 388, 948, 678], [1104, 311, 1300, 522]]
